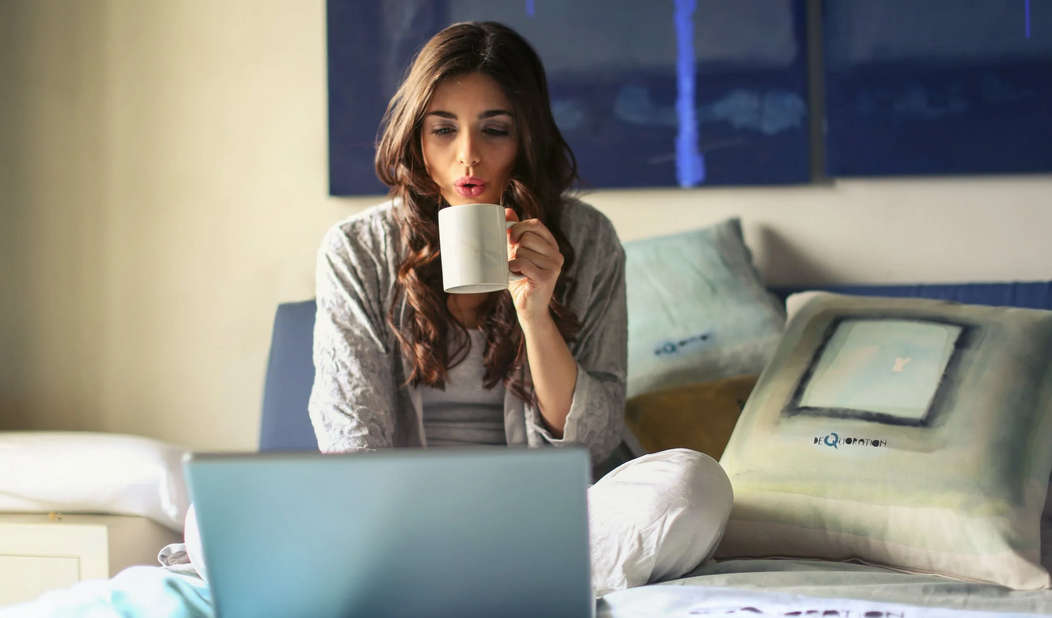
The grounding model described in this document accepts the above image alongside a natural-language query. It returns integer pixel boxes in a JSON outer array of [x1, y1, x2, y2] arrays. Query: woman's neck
[[447, 292, 490, 329]]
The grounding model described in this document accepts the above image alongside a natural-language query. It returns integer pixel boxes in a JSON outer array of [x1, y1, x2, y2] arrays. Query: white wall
[[2, 0, 1050, 451], [591, 177, 1052, 286]]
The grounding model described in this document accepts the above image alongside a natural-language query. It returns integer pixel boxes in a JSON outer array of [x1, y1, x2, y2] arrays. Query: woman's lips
[[454, 183, 487, 198], [454, 176, 487, 198]]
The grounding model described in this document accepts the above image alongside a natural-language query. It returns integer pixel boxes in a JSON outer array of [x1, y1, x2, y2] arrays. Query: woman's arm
[[506, 210, 576, 435], [520, 314, 577, 438], [544, 238, 627, 464], [508, 206, 628, 463], [308, 218, 400, 453]]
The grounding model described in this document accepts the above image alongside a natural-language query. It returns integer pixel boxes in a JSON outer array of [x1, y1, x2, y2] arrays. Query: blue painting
[[824, 0, 1052, 177], [327, 0, 811, 196]]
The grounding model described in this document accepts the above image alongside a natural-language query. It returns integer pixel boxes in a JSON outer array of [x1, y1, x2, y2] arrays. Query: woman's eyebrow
[[425, 109, 513, 120], [426, 110, 457, 119]]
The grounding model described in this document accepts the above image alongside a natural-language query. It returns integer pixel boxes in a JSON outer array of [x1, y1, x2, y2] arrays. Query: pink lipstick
[[454, 176, 487, 198]]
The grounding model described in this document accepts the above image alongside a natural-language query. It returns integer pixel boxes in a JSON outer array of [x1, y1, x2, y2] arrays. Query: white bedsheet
[[599, 585, 1042, 618], [5, 558, 1050, 617], [623, 558, 1052, 616]]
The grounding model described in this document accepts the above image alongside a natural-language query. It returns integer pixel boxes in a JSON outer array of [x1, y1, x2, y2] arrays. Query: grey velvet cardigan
[[307, 197, 627, 465]]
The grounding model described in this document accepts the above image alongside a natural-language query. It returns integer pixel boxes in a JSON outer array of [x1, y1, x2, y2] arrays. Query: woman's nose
[[456, 132, 481, 167]]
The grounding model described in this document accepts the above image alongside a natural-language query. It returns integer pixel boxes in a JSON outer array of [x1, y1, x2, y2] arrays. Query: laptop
[[184, 447, 594, 618]]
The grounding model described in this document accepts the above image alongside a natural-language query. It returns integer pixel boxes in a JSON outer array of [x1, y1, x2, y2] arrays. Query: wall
[[2, 0, 1050, 451]]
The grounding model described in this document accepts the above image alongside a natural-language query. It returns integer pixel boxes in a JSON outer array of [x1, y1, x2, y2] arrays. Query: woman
[[309, 21, 624, 464]]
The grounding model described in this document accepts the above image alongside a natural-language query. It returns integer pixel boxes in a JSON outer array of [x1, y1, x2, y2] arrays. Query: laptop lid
[[184, 447, 593, 618]]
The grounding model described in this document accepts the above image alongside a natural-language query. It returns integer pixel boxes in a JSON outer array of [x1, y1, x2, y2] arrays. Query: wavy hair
[[374, 21, 582, 403]]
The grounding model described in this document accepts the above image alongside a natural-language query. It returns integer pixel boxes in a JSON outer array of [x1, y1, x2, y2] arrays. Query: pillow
[[717, 291, 1052, 590], [0, 431, 191, 532], [624, 375, 758, 460], [624, 218, 784, 399]]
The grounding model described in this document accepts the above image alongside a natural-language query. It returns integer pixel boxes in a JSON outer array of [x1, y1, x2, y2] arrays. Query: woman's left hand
[[505, 207, 563, 326]]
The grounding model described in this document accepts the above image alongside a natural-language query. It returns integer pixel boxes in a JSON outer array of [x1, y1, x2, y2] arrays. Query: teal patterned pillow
[[624, 218, 785, 399], [717, 291, 1052, 590]]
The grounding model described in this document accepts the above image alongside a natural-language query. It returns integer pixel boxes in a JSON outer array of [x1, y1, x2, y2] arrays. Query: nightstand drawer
[[0, 555, 80, 607], [0, 514, 182, 608]]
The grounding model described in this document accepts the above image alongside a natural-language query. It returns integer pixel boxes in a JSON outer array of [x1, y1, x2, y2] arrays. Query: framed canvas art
[[327, 0, 811, 195], [823, 0, 1052, 176]]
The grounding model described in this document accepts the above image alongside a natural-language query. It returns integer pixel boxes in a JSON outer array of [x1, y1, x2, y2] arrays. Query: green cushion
[[624, 218, 785, 398]]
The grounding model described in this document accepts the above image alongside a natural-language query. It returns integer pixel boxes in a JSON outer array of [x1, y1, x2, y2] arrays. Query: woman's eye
[[430, 127, 455, 136], [483, 127, 510, 137]]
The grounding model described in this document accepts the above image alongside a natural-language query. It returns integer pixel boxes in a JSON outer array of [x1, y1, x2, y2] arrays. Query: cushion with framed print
[[716, 291, 1052, 590]]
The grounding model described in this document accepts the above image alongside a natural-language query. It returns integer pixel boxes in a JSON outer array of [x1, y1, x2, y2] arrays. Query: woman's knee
[[641, 449, 733, 582], [588, 448, 733, 594], [601, 448, 733, 512]]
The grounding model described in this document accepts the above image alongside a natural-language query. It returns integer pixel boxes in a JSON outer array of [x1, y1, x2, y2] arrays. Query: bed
[[264, 278, 1051, 617], [6, 270, 1052, 616], [12, 556, 1052, 618]]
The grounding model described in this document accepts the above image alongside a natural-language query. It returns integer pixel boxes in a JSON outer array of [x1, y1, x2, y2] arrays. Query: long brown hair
[[375, 21, 581, 403]]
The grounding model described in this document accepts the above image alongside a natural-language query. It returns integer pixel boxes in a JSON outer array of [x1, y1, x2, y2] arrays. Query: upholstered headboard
[[259, 281, 1052, 452], [259, 300, 318, 451]]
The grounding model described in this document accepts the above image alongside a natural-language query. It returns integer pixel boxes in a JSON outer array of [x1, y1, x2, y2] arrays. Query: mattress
[[601, 558, 1052, 616]]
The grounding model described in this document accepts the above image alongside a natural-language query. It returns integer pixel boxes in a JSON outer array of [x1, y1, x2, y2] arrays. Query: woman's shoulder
[[558, 196, 623, 252], [319, 199, 402, 261], [323, 199, 400, 242]]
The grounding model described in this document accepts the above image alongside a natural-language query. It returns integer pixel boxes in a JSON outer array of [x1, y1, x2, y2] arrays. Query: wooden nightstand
[[0, 513, 182, 608]]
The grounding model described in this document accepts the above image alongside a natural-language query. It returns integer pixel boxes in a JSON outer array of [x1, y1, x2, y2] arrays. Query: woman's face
[[421, 72, 519, 207]]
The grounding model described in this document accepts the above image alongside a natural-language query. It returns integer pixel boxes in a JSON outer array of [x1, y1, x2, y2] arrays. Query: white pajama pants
[[587, 448, 733, 596]]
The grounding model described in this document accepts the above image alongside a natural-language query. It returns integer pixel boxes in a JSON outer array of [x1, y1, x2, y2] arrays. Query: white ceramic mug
[[438, 202, 525, 294]]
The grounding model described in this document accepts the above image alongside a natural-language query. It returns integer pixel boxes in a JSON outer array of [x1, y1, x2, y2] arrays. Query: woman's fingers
[[506, 218, 562, 296], [509, 257, 544, 281], [509, 219, 558, 249], [514, 233, 563, 263], [512, 246, 563, 273]]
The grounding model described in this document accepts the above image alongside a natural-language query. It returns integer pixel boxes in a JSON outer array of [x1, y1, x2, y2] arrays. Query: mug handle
[[506, 221, 526, 282]]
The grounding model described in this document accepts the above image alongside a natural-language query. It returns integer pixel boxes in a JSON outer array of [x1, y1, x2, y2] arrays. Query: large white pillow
[[0, 432, 190, 532]]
